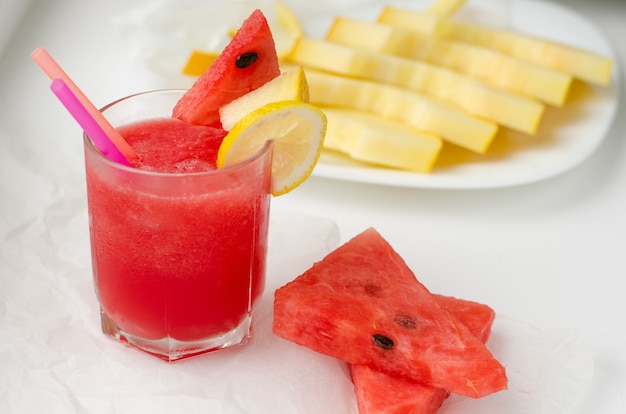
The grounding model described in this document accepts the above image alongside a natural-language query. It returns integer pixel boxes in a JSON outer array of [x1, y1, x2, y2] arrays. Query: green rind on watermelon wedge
[[173, 9, 281, 127], [272, 228, 507, 399], [350, 294, 496, 414]]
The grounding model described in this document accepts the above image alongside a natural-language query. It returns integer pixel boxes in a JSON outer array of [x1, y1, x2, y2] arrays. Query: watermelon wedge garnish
[[350, 294, 496, 414], [273, 228, 507, 399], [173, 9, 281, 127]]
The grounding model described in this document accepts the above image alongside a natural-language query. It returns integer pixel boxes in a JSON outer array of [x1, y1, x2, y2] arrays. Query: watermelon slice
[[433, 294, 495, 344], [272, 228, 507, 398], [350, 294, 496, 414], [351, 365, 448, 414], [173, 9, 281, 127]]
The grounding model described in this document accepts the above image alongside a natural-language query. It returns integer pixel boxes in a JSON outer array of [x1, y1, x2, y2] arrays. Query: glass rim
[[84, 89, 273, 178]]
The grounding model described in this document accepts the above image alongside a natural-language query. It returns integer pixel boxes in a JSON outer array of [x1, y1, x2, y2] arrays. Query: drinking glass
[[84, 90, 272, 361]]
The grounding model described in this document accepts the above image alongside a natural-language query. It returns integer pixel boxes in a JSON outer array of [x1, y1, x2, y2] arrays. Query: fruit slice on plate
[[182, 50, 220, 77], [173, 9, 280, 127], [273, 228, 508, 398], [378, 7, 444, 34], [219, 66, 310, 131], [305, 69, 497, 153], [378, 6, 614, 85], [275, 2, 304, 37], [322, 107, 442, 173], [217, 101, 327, 196], [441, 19, 614, 86], [425, 0, 466, 16], [290, 37, 544, 133], [326, 17, 572, 106], [350, 294, 496, 414], [272, 2, 305, 59]]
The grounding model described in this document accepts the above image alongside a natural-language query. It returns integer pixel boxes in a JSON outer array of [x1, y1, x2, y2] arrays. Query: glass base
[[100, 309, 252, 362]]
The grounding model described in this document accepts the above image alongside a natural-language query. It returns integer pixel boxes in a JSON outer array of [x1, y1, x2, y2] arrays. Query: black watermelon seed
[[372, 334, 394, 350], [235, 52, 258, 68]]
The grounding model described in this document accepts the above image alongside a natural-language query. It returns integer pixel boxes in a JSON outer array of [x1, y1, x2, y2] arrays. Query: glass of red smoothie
[[83, 90, 272, 361]]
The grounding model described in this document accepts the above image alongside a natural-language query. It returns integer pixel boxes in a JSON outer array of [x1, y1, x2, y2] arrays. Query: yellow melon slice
[[305, 69, 497, 153], [426, 0, 466, 16], [322, 107, 442, 172], [378, 6, 444, 34], [326, 17, 572, 106], [441, 20, 613, 85], [182, 50, 220, 77], [271, 2, 305, 60], [219, 66, 309, 131], [377, 7, 613, 85], [290, 37, 544, 133]]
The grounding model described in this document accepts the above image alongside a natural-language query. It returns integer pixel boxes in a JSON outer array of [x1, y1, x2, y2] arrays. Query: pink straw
[[51, 78, 132, 167], [31, 47, 138, 162]]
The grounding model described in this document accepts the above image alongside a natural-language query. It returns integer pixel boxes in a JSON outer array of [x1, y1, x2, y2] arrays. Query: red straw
[[31, 47, 138, 162]]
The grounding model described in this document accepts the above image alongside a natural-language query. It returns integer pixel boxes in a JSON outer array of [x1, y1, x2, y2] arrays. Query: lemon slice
[[217, 101, 327, 196]]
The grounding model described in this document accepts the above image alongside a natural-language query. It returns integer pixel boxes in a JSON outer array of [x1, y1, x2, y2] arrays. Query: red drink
[[84, 90, 272, 361]]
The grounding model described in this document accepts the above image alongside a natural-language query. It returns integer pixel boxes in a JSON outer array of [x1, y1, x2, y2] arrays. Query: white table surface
[[1, 0, 625, 413]]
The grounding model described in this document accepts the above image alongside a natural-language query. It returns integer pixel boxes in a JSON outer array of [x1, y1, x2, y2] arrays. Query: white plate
[[304, 0, 621, 189], [121, 0, 619, 189]]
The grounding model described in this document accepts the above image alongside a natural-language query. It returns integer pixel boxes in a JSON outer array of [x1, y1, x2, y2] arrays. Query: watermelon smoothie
[[84, 90, 272, 361]]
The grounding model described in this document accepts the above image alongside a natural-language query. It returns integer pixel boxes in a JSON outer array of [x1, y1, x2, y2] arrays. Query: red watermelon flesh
[[350, 295, 496, 414], [172, 9, 280, 127], [433, 294, 495, 344], [272, 228, 507, 398], [351, 365, 448, 414]]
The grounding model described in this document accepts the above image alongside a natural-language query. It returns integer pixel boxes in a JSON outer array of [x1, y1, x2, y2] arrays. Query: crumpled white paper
[[0, 196, 597, 414], [0, 206, 359, 414], [443, 317, 597, 414]]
